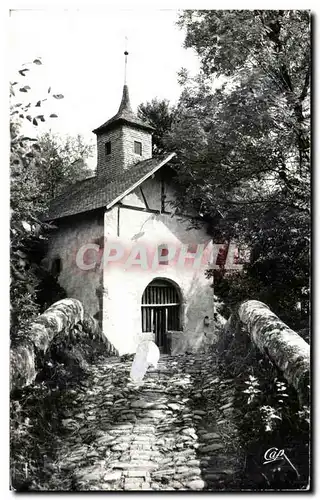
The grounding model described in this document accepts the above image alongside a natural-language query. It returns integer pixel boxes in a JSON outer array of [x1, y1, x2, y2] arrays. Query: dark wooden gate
[[141, 279, 180, 353]]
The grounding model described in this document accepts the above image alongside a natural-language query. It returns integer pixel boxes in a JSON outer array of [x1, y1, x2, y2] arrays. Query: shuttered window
[[134, 141, 142, 155]]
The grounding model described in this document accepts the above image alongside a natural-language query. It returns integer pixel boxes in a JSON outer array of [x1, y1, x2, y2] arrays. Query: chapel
[[44, 53, 216, 355]]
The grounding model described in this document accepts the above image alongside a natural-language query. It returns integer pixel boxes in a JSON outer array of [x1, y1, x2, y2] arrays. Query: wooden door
[[141, 279, 181, 354], [153, 307, 169, 353]]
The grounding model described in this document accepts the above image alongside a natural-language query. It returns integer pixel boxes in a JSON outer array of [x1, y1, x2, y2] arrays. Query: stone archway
[[141, 278, 181, 354]]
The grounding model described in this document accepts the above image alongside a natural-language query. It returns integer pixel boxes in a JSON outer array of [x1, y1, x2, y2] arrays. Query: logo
[[263, 447, 285, 464], [74, 239, 246, 272], [263, 447, 300, 478]]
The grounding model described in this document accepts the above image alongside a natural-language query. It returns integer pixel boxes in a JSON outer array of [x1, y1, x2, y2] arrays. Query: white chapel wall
[[102, 195, 216, 355], [45, 212, 105, 321]]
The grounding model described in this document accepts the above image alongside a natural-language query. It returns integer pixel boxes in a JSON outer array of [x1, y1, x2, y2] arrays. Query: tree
[[10, 62, 96, 340], [178, 10, 310, 177], [171, 10, 310, 328], [36, 132, 94, 202], [137, 98, 176, 154], [10, 60, 68, 340]]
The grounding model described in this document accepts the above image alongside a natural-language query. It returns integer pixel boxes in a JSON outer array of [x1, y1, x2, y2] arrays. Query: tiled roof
[[92, 85, 155, 135], [43, 153, 175, 221]]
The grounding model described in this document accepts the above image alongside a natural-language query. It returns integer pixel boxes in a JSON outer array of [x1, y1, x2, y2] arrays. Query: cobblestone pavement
[[41, 353, 241, 491]]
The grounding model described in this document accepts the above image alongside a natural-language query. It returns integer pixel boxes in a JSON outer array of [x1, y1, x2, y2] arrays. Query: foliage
[[10, 60, 93, 340], [243, 374, 261, 404], [37, 322, 106, 387], [137, 98, 176, 154], [36, 132, 94, 202], [218, 335, 309, 489], [10, 59, 63, 339], [170, 10, 310, 329]]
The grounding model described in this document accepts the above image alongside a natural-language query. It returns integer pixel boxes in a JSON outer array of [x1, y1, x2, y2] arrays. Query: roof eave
[[93, 117, 155, 135]]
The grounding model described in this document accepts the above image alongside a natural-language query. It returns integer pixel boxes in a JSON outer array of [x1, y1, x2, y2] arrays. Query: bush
[[217, 335, 310, 490]]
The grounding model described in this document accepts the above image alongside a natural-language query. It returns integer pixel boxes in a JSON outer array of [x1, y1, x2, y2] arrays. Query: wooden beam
[[105, 152, 176, 209], [161, 178, 166, 213], [119, 203, 171, 215], [116, 203, 205, 223], [141, 303, 180, 307], [113, 202, 204, 222], [139, 186, 150, 210]]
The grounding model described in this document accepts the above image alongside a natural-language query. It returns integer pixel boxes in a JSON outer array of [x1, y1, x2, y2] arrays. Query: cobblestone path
[[42, 353, 241, 491]]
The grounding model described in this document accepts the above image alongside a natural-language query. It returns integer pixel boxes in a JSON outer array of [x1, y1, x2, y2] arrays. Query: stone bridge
[[10, 299, 310, 491]]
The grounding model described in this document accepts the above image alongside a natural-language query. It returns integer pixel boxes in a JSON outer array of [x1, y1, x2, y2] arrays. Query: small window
[[134, 141, 142, 155], [105, 141, 111, 155]]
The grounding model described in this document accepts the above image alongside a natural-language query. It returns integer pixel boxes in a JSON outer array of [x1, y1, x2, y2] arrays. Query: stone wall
[[10, 298, 84, 391], [96, 125, 152, 180], [122, 125, 152, 170], [230, 300, 310, 405], [96, 128, 124, 179], [10, 298, 120, 392]]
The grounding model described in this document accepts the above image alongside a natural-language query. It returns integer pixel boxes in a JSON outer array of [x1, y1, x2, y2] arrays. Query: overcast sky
[[9, 9, 200, 162]]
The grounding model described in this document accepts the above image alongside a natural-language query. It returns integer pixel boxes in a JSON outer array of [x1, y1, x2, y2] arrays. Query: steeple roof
[[92, 85, 155, 135]]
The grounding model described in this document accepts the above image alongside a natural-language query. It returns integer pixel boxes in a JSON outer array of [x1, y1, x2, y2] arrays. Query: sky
[[9, 8, 200, 168]]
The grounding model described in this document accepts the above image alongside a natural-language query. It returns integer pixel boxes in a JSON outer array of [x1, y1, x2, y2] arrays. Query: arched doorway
[[141, 278, 181, 353]]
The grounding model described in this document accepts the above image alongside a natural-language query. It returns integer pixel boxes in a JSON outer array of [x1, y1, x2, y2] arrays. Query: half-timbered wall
[[102, 174, 216, 355]]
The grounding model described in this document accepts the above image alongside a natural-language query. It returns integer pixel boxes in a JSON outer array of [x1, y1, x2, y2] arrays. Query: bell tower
[[93, 50, 154, 180]]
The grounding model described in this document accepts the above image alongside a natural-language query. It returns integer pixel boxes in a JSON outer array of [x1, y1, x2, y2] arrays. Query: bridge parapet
[[224, 300, 310, 406], [10, 298, 118, 392]]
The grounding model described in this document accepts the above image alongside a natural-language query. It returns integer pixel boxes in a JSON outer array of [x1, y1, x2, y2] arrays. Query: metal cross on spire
[[124, 36, 129, 85]]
